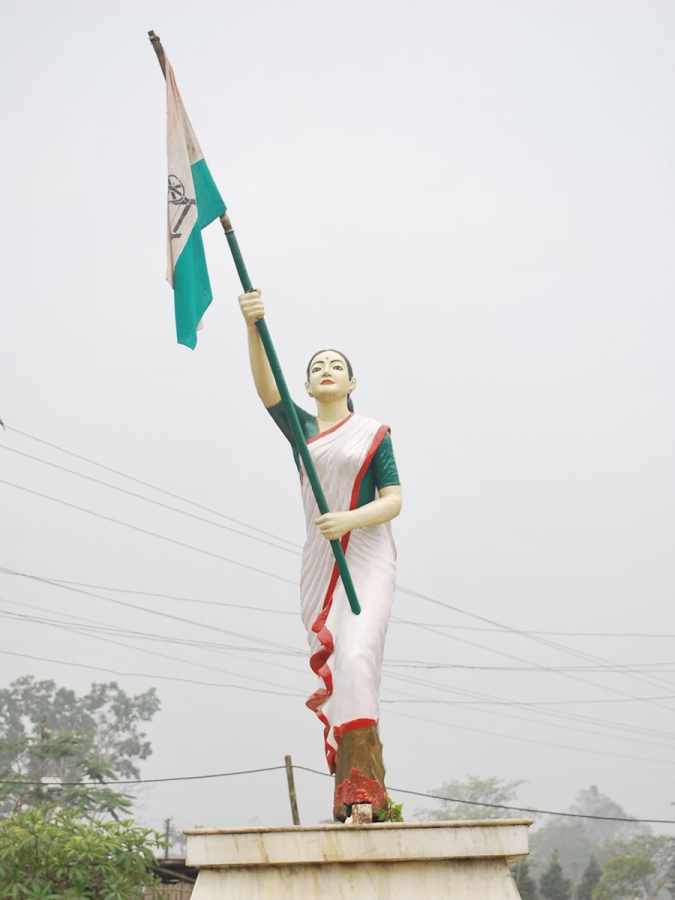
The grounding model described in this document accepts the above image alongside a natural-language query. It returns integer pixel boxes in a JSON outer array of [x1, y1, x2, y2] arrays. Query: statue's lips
[[321, 379, 334, 385]]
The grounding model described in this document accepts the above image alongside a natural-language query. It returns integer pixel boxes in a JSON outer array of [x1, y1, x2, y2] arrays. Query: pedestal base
[[186, 818, 532, 899]]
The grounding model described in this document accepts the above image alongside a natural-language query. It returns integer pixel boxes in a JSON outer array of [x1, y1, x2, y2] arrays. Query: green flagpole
[[148, 31, 361, 616], [219, 213, 361, 616]]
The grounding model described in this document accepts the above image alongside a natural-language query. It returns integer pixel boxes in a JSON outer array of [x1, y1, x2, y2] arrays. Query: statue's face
[[305, 352, 356, 402]]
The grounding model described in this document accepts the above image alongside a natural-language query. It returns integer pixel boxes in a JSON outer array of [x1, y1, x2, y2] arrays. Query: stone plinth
[[186, 818, 532, 899]]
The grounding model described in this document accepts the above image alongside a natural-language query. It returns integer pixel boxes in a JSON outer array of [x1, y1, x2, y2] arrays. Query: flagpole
[[148, 31, 361, 616]]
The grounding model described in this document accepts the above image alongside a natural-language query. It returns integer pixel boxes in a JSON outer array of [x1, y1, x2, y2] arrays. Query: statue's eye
[[333, 364, 343, 370]]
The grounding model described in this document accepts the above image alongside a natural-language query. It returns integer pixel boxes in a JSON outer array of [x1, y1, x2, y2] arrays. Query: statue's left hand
[[315, 511, 354, 541]]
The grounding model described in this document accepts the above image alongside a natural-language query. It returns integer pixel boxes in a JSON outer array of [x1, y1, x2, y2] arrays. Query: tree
[[416, 775, 525, 820], [539, 853, 572, 900], [578, 855, 602, 900], [593, 853, 655, 899], [594, 835, 675, 900], [512, 859, 539, 900], [571, 785, 646, 847], [0, 677, 160, 817], [0, 805, 163, 899], [0, 676, 160, 778], [530, 819, 591, 886], [0, 730, 134, 819], [529, 785, 646, 884]]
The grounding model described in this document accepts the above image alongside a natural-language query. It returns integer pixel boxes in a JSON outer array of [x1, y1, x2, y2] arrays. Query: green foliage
[[511, 859, 539, 900], [594, 835, 675, 900], [539, 854, 572, 900], [0, 804, 163, 899], [417, 775, 525, 821], [578, 855, 602, 900], [0, 731, 133, 820], [375, 797, 404, 822], [0, 677, 160, 818]]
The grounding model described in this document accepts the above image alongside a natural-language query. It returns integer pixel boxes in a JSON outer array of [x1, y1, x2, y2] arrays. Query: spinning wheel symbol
[[168, 175, 185, 204], [167, 174, 196, 239]]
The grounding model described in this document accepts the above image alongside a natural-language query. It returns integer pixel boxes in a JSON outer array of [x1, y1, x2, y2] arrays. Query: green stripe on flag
[[173, 227, 212, 349], [174, 159, 226, 349], [192, 158, 226, 227]]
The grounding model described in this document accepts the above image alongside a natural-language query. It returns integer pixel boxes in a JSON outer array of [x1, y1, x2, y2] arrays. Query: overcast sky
[[1, 0, 674, 839]]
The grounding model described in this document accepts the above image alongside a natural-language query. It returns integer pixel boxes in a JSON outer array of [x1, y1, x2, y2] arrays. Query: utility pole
[[285, 756, 300, 826], [164, 816, 172, 859]]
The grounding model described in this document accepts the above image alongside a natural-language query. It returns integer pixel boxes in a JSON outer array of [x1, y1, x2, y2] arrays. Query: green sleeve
[[266, 401, 317, 472], [356, 432, 400, 507], [373, 432, 400, 488]]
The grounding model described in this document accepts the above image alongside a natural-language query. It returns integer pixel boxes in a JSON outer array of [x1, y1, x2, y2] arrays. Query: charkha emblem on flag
[[165, 57, 226, 349]]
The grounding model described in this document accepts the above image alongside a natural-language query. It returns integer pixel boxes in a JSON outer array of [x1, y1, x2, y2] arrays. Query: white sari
[[300, 413, 396, 773]]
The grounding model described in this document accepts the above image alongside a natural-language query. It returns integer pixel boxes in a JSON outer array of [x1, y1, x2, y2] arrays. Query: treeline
[[0, 676, 164, 898], [417, 776, 675, 900]]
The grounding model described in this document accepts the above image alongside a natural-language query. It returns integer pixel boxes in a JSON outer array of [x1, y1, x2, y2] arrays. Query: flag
[[165, 56, 226, 349]]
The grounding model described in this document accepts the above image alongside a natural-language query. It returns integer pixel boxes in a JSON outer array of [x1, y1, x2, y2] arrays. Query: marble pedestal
[[185, 818, 532, 899]]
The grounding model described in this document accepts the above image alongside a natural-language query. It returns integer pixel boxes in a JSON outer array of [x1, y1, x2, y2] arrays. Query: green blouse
[[267, 402, 400, 509]]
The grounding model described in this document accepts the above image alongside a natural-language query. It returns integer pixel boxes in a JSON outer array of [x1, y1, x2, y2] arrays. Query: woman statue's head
[[305, 350, 356, 412]]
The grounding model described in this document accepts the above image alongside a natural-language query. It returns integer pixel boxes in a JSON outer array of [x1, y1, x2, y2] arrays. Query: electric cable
[[4, 568, 675, 746], [0, 479, 299, 588], [2, 761, 674, 825], [0, 442, 302, 556], [0, 608, 308, 696], [3, 458, 673, 704], [0, 649, 305, 696], [2, 426, 303, 550]]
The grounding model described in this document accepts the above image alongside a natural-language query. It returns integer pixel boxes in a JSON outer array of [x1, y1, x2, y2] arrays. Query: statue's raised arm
[[238, 291, 280, 408]]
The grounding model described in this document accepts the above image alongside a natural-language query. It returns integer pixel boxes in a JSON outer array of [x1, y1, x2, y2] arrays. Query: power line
[[384, 708, 675, 766], [4, 575, 298, 617], [4, 426, 672, 684], [384, 660, 675, 673], [0, 648, 305, 697], [3, 426, 303, 551], [2, 640, 673, 764], [10, 592, 674, 750], [391, 623, 675, 639], [396, 589, 675, 703], [4, 452, 672, 705], [0, 443, 302, 557], [2, 762, 674, 825], [4, 431, 675, 738], [4, 571, 673, 670], [6, 598, 674, 748], [0, 589, 315, 686], [0, 480, 299, 587], [3, 573, 673, 675], [0, 766, 287, 786], [0, 606, 308, 697], [5, 568, 675, 748], [0, 607, 305, 656], [388, 612, 675, 713], [6, 555, 671, 724], [381, 669, 675, 747], [0, 568, 302, 654], [6, 572, 673, 747]]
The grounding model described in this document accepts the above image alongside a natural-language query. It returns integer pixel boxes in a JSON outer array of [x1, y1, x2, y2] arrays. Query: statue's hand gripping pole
[[148, 31, 360, 615], [220, 214, 361, 615]]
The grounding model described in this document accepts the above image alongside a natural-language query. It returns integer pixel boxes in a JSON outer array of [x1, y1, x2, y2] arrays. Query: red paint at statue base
[[334, 767, 387, 809]]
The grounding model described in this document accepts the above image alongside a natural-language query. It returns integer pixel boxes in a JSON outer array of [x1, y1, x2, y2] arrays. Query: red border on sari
[[305, 423, 391, 772]]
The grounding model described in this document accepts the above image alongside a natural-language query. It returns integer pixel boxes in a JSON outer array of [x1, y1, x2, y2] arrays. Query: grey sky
[[1, 0, 674, 836]]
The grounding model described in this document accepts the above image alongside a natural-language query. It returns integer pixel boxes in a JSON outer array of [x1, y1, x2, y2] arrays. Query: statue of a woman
[[239, 290, 402, 821]]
